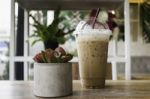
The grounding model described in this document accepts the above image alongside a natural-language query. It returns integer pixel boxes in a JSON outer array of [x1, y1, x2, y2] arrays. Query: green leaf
[[31, 39, 42, 46], [41, 51, 48, 63], [29, 14, 43, 27], [54, 8, 61, 19], [47, 8, 60, 36], [47, 19, 59, 35], [56, 36, 66, 44]]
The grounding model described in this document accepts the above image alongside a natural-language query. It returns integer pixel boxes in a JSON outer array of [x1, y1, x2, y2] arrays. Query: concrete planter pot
[[34, 63, 72, 97]]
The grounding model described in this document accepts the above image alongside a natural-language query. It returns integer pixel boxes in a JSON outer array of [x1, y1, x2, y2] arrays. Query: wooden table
[[0, 80, 150, 99]]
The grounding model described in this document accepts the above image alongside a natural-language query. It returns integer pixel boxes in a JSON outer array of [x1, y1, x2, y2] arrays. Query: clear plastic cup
[[74, 20, 111, 89]]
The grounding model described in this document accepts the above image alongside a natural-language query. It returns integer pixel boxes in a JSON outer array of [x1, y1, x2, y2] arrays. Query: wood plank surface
[[16, 0, 124, 10], [0, 80, 150, 99]]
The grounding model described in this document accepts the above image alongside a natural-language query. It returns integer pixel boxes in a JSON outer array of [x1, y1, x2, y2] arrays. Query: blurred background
[[0, 0, 150, 80]]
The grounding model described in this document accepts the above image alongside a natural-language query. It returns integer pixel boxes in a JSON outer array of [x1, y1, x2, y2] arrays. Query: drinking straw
[[92, 8, 100, 29]]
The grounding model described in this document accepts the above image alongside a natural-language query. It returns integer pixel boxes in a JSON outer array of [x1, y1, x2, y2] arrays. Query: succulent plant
[[33, 47, 73, 63]]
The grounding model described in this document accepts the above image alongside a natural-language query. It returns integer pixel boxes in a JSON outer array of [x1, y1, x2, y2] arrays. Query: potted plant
[[29, 9, 74, 50], [33, 47, 73, 97]]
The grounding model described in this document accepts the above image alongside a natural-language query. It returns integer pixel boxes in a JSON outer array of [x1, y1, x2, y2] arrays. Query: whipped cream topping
[[75, 21, 92, 30], [74, 21, 112, 36]]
